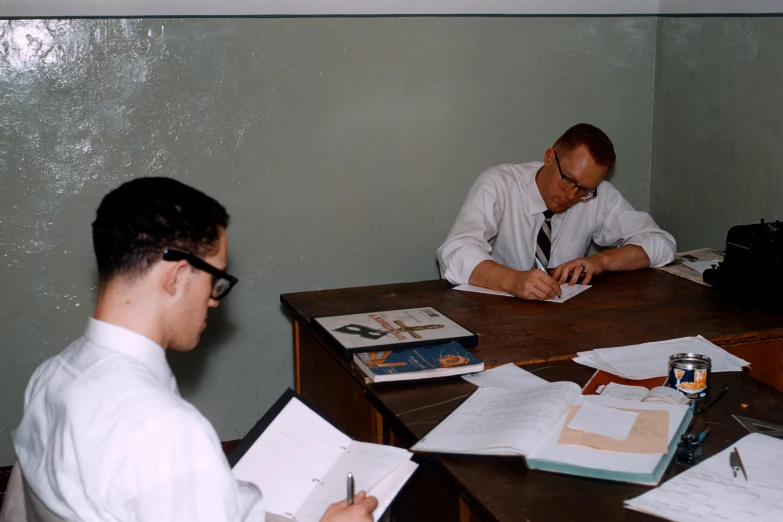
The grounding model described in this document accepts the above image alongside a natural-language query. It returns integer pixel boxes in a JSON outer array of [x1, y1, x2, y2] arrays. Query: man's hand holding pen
[[320, 491, 378, 522], [507, 266, 561, 300], [320, 473, 378, 522]]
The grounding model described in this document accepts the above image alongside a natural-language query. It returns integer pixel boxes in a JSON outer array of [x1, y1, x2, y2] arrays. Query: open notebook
[[229, 389, 418, 522], [410, 381, 692, 486]]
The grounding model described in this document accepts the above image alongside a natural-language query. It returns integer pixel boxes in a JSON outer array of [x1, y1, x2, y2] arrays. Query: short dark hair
[[92, 177, 229, 282], [553, 123, 616, 170]]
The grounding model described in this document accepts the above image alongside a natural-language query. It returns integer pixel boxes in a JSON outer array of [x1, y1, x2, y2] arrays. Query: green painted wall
[[0, 17, 657, 464], [651, 17, 783, 250]]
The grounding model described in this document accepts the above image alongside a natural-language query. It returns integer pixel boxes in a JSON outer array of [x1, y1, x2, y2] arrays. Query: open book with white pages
[[229, 389, 418, 522], [410, 381, 692, 486]]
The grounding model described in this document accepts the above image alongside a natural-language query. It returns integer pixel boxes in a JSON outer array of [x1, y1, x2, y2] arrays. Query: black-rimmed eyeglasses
[[162, 249, 238, 300], [553, 150, 598, 202]]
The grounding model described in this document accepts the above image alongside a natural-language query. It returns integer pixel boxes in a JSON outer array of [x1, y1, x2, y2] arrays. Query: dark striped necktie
[[535, 209, 555, 269]]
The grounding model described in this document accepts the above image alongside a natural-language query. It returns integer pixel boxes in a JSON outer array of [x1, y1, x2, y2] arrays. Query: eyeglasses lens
[[212, 278, 231, 299], [559, 179, 595, 201]]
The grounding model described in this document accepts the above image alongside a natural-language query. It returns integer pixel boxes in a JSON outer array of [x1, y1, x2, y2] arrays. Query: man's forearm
[[470, 259, 563, 300], [592, 245, 650, 272], [468, 259, 520, 294]]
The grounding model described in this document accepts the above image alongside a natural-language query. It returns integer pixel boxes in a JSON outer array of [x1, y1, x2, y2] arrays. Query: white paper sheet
[[462, 363, 548, 390], [567, 402, 639, 440], [682, 259, 721, 274], [530, 395, 688, 476], [626, 434, 783, 522], [294, 442, 413, 522], [454, 283, 590, 302], [453, 284, 513, 297], [232, 399, 352, 517], [232, 398, 415, 522], [600, 382, 649, 401], [544, 284, 591, 302]]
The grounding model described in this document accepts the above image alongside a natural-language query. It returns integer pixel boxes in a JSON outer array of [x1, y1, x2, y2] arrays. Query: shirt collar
[[84, 318, 175, 389], [522, 161, 549, 216]]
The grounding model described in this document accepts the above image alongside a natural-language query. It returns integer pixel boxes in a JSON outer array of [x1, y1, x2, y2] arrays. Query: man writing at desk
[[9, 177, 376, 522], [437, 123, 676, 300]]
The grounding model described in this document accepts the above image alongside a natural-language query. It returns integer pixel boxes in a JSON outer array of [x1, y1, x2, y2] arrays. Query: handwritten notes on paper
[[411, 382, 582, 457], [626, 434, 783, 521], [559, 405, 670, 454]]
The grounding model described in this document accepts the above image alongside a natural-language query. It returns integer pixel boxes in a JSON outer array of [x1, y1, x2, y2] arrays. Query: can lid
[[669, 352, 712, 365]]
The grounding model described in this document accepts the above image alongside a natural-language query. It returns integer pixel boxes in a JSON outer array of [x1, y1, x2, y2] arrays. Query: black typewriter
[[703, 219, 783, 300]]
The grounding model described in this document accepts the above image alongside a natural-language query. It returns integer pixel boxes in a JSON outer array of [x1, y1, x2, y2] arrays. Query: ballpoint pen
[[697, 427, 711, 443], [534, 258, 560, 299], [347, 472, 355, 505], [730, 447, 748, 480]]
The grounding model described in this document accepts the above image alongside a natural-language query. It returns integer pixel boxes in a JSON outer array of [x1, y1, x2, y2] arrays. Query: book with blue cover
[[353, 341, 484, 383]]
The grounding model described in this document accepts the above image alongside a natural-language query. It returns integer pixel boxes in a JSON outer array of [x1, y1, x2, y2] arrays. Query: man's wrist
[[589, 252, 608, 273], [498, 268, 522, 294]]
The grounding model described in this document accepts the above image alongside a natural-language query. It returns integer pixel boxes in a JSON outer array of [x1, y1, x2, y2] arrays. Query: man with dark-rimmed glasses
[[437, 123, 676, 300], [11, 177, 377, 522]]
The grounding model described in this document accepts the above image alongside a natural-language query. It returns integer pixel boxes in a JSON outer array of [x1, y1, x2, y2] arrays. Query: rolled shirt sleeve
[[437, 171, 505, 285], [591, 183, 676, 268]]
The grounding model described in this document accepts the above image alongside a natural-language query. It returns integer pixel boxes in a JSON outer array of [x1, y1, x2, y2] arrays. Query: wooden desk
[[281, 270, 783, 520], [368, 360, 783, 521], [281, 269, 783, 444]]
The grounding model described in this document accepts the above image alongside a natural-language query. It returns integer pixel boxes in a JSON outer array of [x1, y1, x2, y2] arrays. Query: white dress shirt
[[12, 318, 265, 522], [437, 162, 676, 284]]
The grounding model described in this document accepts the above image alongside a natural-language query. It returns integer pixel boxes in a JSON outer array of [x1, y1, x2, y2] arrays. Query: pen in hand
[[347, 472, 354, 506], [534, 258, 560, 299]]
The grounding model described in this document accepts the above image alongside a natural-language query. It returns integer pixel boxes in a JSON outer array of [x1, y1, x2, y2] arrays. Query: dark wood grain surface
[[282, 269, 783, 369], [368, 360, 783, 521], [281, 269, 783, 521]]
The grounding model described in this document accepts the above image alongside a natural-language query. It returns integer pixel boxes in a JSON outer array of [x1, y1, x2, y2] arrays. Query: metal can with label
[[667, 353, 711, 400]]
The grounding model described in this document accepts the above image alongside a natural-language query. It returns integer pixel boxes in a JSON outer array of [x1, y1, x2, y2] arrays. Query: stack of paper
[[574, 336, 748, 380]]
